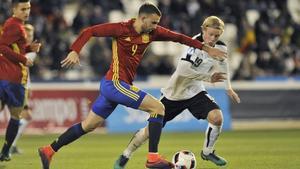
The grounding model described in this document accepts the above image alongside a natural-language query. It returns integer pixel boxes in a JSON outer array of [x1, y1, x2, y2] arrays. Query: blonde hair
[[201, 16, 224, 31]]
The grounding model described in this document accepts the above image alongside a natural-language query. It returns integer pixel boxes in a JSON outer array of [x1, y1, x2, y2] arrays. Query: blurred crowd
[[0, 0, 300, 81]]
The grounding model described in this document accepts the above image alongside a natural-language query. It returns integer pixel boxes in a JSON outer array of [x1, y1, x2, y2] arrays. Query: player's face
[[13, 2, 31, 22], [202, 27, 223, 46], [141, 14, 160, 33]]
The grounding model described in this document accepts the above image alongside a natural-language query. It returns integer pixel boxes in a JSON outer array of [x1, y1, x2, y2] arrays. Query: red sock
[[148, 152, 159, 162], [44, 145, 55, 156]]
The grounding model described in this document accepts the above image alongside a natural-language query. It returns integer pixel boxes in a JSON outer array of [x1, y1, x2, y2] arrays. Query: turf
[[0, 129, 299, 169]]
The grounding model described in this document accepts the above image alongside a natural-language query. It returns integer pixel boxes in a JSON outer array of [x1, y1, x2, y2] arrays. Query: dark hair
[[138, 2, 161, 16], [12, 0, 30, 6]]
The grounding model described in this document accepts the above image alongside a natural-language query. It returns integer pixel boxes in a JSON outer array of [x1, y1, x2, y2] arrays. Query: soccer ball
[[172, 150, 197, 169]]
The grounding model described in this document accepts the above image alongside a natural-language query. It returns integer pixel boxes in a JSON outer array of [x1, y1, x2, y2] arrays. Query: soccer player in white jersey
[[114, 16, 240, 168]]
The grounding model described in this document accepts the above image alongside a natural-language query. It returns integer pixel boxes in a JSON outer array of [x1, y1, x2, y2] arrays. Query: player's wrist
[[202, 43, 210, 52]]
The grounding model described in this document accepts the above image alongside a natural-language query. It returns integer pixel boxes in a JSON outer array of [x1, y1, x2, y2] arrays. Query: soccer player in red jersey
[[0, 0, 41, 161], [38, 2, 227, 169]]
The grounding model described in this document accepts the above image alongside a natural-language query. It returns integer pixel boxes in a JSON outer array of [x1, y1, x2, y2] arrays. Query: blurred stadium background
[[1, 0, 299, 133], [0, 0, 300, 168]]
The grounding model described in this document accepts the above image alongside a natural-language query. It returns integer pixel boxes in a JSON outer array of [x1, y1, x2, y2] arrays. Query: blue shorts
[[92, 78, 147, 119], [0, 80, 26, 108]]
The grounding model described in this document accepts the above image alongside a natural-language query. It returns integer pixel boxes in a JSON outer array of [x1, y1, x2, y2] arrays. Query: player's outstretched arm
[[202, 44, 227, 60], [153, 26, 227, 60], [61, 51, 80, 68], [227, 89, 240, 103]]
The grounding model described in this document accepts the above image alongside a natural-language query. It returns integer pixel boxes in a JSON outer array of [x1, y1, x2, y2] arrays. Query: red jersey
[[0, 17, 29, 85], [71, 19, 203, 84]]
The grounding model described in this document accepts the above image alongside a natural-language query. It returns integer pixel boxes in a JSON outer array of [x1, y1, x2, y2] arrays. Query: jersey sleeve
[[0, 23, 27, 64], [152, 26, 203, 50], [70, 22, 123, 54]]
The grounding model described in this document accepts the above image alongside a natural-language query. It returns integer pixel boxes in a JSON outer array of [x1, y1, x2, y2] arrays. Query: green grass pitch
[[0, 129, 299, 169]]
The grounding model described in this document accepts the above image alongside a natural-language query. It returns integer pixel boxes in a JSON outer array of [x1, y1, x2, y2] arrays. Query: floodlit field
[[0, 129, 299, 169]]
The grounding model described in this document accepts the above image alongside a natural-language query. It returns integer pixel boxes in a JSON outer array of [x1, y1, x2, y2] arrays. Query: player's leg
[[0, 82, 25, 161], [138, 94, 174, 168], [203, 109, 223, 154], [114, 127, 148, 169], [38, 91, 117, 169], [0, 106, 22, 161], [100, 78, 172, 168], [114, 96, 186, 168], [102, 79, 172, 168], [10, 105, 32, 155], [52, 110, 105, 151], [201, 109, 227, 166], [187, 91, 227, 166], [38, 110, 106, 169]]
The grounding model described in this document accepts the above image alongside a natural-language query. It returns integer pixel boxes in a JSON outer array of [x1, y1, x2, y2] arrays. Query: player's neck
[[12, 15, 25, 23]]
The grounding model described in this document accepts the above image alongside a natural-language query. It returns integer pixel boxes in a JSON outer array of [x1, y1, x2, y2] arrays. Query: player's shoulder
[[3, 17, 21, 28], [119, 19, 136, 34]]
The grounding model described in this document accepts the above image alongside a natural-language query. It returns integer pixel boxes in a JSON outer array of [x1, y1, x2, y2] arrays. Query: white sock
[[12, 119, 29, 147], [123, 127, 148, 158], [202, 123, 221, 155]]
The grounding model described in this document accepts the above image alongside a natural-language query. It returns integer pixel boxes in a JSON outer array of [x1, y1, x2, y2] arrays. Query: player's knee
[[155, 101, 165, 116], [82, 123, 97, 132], [208, 109, 223, 126], [82, 120, 103, 132], [212, 116, 223, 126]]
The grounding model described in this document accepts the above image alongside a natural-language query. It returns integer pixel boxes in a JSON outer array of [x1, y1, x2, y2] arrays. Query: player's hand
[[61, 51, 80, 68], [25, 58, 34, 67], [203, 44, 227, 60], [30, 40, 41, 53], [210, 72, 227, 83], [227, 89, 241, 103]]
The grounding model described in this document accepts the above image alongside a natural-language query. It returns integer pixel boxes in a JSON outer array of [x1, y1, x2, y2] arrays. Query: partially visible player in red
[[0, 0, 41, 161], [10, 23, 37, 155], [38, 2, 226, 169]]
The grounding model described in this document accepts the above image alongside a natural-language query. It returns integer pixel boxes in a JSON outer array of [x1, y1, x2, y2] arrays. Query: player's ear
[[12, 6, 16, 14]]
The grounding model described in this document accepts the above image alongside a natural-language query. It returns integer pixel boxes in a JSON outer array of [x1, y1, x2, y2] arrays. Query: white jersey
[[161, 34, 231, 101]]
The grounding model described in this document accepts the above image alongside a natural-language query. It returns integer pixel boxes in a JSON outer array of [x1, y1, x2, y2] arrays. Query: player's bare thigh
[[81, 110, 105, 132], [138, 94, 165, 116]]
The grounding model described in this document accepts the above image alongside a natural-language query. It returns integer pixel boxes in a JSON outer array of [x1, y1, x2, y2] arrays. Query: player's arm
[[153, 26, 227, 60], [70, 23, 123, 54], [217, 47, 240, 103], [0, 24, 29, 65], [62, 23, 123, 68]]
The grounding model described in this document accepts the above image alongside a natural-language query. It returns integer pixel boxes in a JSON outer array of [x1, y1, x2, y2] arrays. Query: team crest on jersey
[[141, 34, 150, 43]]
